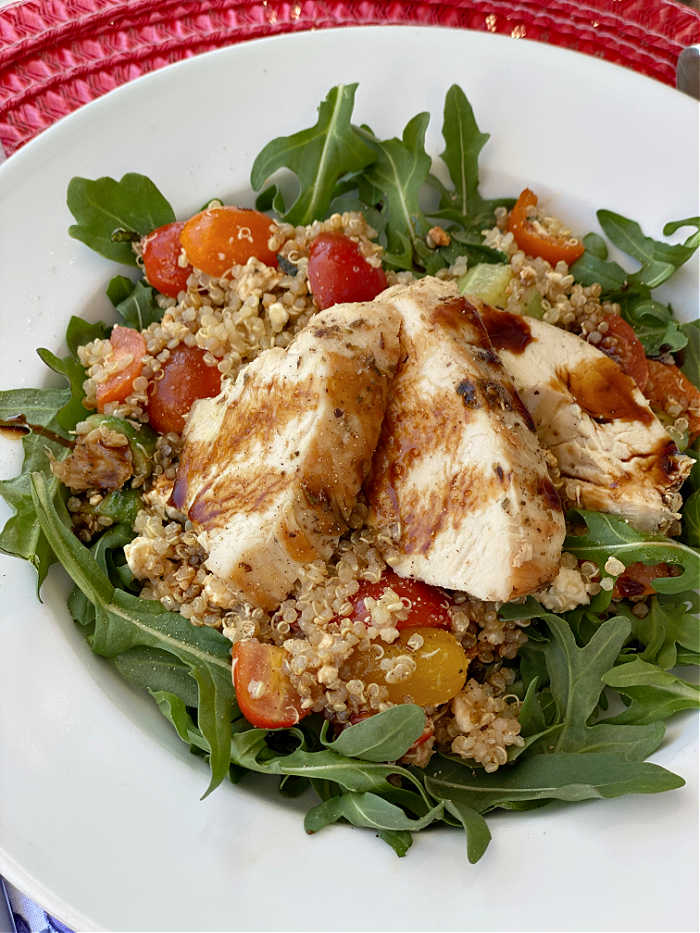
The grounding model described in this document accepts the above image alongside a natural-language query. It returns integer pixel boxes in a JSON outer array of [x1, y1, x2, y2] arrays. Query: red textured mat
[[1, 0, 698, 156]]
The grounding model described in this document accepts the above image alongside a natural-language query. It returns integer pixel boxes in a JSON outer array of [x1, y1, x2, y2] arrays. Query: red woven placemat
[[1, 0, 698, 156]]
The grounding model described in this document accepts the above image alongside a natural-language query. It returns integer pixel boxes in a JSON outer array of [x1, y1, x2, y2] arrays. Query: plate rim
[[0, 24, 698, 933]]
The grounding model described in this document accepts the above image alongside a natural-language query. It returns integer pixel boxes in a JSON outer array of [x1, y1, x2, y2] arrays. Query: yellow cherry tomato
[[345, 626, 468, 707]]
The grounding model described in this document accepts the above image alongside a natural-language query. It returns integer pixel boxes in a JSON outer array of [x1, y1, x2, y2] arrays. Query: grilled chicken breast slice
[[366, 278, 565, 603], [476, 302, 692, 532], [170, 302, 401, 610]]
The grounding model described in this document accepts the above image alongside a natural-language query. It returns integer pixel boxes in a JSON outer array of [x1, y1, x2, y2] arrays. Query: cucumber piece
[[524, 289, 545, 319], [458, 263, 513, 308]]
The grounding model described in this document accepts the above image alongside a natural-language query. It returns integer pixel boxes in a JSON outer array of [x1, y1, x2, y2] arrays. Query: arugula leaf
[[424, 786, 492, 864], [569, 248, 628, 292], [0, 387, 70, 427], [622, 593, 700, 670], [321, 705, 425, 762], [35, 348, 87, 432], [0, 387, 72, 586], [436, 84, 513, 232], [37, 314, 108, 431], [424, 751, 683, 813], [683, 490, 700, 546], [304, 792, 444, 835], [250, 84, 376, 226], [30, 471, 235, 797], [597, 211, 699, 289], [571, 214, 698, 356], [541, 614, 664, 759], [355, 113, 432, 270], [107, 276, 163, 330], [114, 646, 199, 707], [438, 84, 488, 219], [65, 316, 109, 357], [376, 830, 413, 858], [564, 510, 699, 594], [602, 658, 700, 725], [618, 294, 688, 356], [680, 320, 699, 384], [67, 173, 175, 265]]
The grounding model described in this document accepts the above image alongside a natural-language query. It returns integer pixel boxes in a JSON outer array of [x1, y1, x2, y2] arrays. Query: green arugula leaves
[[571, 214, 699, 356], [602, 658, 700, 725], [251, 83, 512, 274], [0, 387, 71, 586], [0, 315, 108, 586], [107, 275, 163, 330], [30, 470, 236, 797], [251, 84, 376, 226], [564, 510, 699, 595], [67, 173, 175, 265]]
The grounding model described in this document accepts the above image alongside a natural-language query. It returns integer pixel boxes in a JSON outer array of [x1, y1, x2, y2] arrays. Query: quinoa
[[434, 669, 524, 772], [483, 205, 621, 333]]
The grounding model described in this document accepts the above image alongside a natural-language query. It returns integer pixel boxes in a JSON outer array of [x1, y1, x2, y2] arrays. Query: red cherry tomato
[[180, 207, 278, 277], [232, 639, 308, 729], [307, 233, 388, 310], [96, 326, 146, 412], [146, 345, 221, 434], [350, 569, 452, 631], [142, 221, 192, 298], [506, 188, 585, 266], [599, 314, 649, 391]]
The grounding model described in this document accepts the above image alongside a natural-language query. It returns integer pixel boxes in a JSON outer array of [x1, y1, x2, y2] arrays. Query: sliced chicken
[[474, 302, 692, 531], [366, 277, 565, 603], [169, 302, 401, 610]]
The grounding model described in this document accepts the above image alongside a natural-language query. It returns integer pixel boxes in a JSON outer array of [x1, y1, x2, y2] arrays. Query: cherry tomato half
[[180, 207, 278, 277], [307, 233, 388, 310], [350, 569, 452, 631], [142, 221, 192, 298], [232, 639, 308, 729], [146, 345, 221, 434], [344, 627, 468, 707], [506, 188, 585, 266], [96, 326, 146, 412], [599, 314, 649, 391]]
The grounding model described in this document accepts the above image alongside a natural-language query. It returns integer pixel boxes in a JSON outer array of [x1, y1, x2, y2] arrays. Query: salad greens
[[571, 214, 700, 357], [1, 83, 698, 862]]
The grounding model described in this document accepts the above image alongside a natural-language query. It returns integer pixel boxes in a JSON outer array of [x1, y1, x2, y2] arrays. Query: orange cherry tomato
[[307, 233, 388, 310], [142, 221, 192, 298], [599, 313, 649, 391], [349, 569, 452, 631], [96, 326, 146, 412], [146, 345, 221, 434], [232, 639, 308, 729], [644, 359, 700, 442], [613, 562, 675, 600], [506, 188, 585, 266], [180, 206, 278, 277], [344, 627, 468, 707]]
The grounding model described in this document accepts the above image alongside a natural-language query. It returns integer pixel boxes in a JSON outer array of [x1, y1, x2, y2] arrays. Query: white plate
[[0, 26, 698, 933]]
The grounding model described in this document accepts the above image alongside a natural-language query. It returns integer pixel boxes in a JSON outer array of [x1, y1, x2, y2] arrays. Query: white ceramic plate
[[0, 26, 698, 933]]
